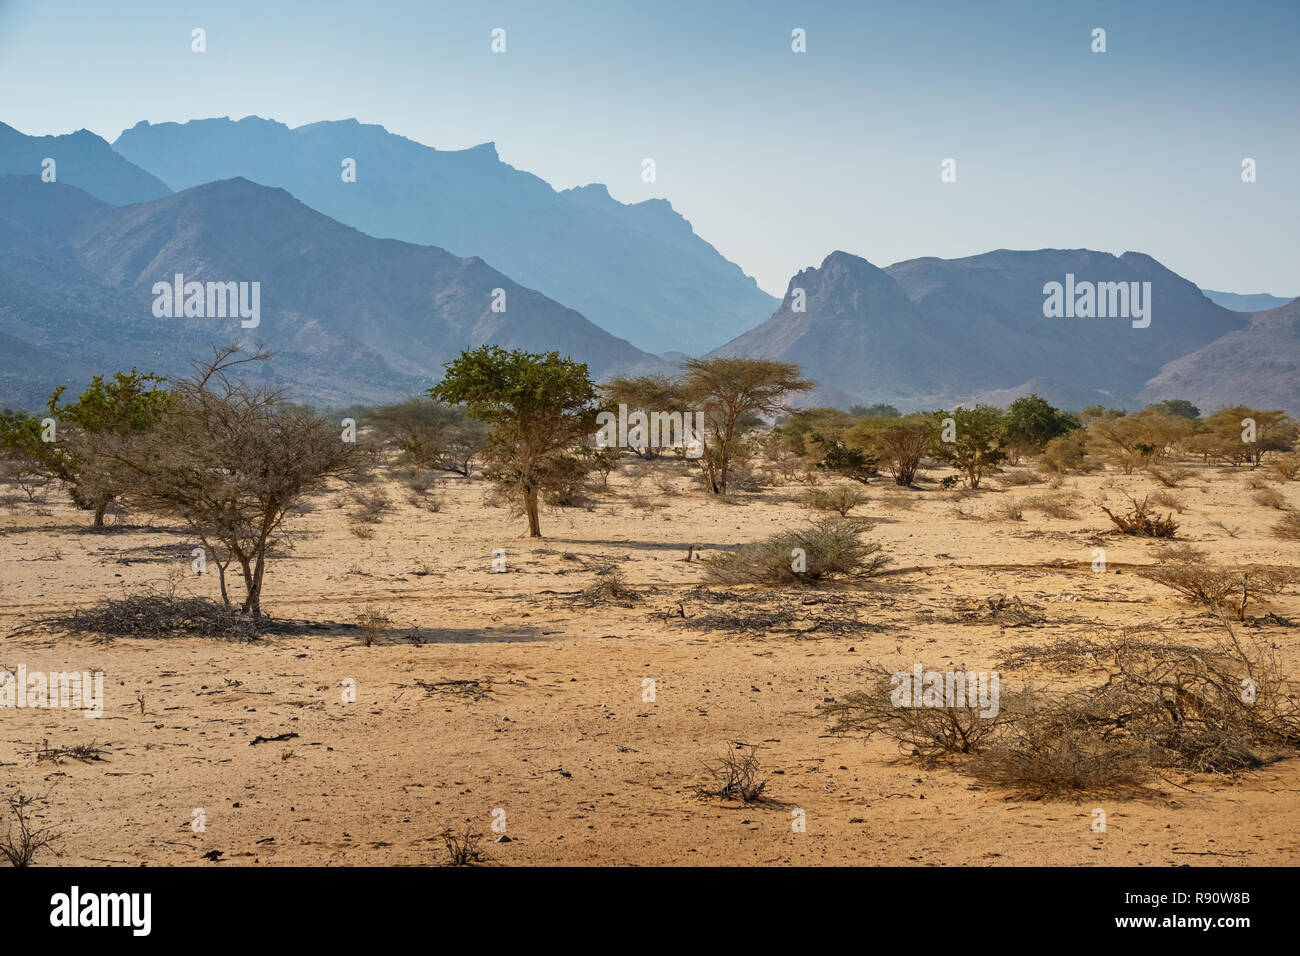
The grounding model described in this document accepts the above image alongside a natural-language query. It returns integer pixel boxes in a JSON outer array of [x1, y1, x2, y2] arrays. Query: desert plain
[[2, 459, 1298, 867]]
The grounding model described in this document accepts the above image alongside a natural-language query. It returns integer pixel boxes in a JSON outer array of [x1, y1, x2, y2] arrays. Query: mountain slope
[[0, 122, 171, 205], [1140, 297, 1300, 415], [710, 251, 968, 408], [0, 175, 665, 409], [712, 248, 1249, 411], [111, 116, 777, 354], [1199, 289, 1295, 313]]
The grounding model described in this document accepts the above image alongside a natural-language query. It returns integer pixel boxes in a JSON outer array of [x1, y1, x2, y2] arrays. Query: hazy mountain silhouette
[[111, 116, 777, 354], [712, 249, 1252, 410], [1141, 297, 1300, 415], [1199, 289, 1295, 313], [0, 175, 666, 409], [0, 122, 170, 205]]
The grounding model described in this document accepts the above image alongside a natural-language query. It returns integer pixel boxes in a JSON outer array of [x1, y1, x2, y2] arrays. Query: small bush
[[821, 668, 1016, 756], [1268, 453, 1300, 481], [1253, 488, 1290, 511], [806, 485, 868, 517], [694, 744, 769, 803], [701, 520, 888, 586], [995, 499, 1025, 521], [1039, 431, 1091, 474], [441, 822, 487, 866], [0, 789, 61, 867], [356, 606, 391, 646], [1139, 547, 1296, 621], [1021, 494, 1079, 519], [1147, 466, 1192, 488], [1148, 490, 1185, 513], [1270, 512, 1300, 541], [1099, 495, 1178, 537]]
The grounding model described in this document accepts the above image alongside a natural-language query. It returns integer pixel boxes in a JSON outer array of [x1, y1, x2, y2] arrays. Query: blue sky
[[1, 0, 1296, 296]]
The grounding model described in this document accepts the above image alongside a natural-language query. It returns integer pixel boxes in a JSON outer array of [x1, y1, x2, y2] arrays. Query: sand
[[2, 460, 1297, 866]]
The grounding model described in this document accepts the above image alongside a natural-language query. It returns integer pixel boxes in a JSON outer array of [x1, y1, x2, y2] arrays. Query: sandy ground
[[2, 459, 1298, 866]]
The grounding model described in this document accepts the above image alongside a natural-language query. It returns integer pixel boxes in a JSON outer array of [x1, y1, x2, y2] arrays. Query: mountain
[[0, 121, 170, 205], [1199, 289, 1295, 313], [710, 251, 965, 408], [1141, 297, 1300, 415], [712, 248, 1251, 410], [111, 116, 777, 354], [0, 175, 665, 410]]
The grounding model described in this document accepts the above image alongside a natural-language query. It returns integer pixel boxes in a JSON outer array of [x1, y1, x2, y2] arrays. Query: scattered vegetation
[[1099, 494, 1179, 537], [701, 519, 887, 586]]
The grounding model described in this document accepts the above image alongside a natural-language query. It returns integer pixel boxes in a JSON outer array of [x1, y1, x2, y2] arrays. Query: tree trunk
[[524, 486, 542, 537]]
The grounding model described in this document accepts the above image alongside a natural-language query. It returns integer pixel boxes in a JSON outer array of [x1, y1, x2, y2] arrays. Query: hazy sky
[[1, 0, 1296, 296]]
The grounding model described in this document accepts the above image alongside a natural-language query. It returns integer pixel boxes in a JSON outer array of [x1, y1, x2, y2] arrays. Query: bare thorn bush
[[694, 743, 769, 803], [1099, 494, 1178, 537], [0, 789, 61, 867]]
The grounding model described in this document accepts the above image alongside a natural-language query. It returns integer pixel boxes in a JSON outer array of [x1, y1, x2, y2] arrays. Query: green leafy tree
[[1147, 398, 1201, 421], [929, 405, 1006, 489], [1, 370, 170, 526], [430, 346, 600, 536], [1000, 394, 1079, 460]]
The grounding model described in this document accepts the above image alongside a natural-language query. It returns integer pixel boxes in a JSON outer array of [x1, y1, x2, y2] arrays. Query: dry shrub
[[1272, 512, 1300, 541], [1147, 490, 1185, 513], [573, 566, 642, 607], [999, 469, 1044, 487], [0, 789, 61, 867], [348, 488, 392, 533], [806, 485, 868, 517], [23, 581, 262, 641], [880, 490, 918, 511], [1268, 453, 1300, 481], [1099, 494, 1178, 537], [966, 701, 1156, 796], [1147, 466, 1192, 488], [701, 519, 888, 586], [821, 668, 1018, 756], [1020, 494, 1079, 519], [1252, 487, 1290, 511], [827, 629, 1300, 796], [441, 822, 487, 866], [988, 629, 1300, 788], [1139, 546, 1296, 621], [995, 499, 1025, 521], [356, 606, 391, 646], [694, 744, 769, 803]]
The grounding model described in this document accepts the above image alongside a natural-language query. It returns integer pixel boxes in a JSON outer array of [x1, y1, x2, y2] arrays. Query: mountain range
[[111, 116, 777, 355], [713, 249, 1300, 413], [0, 174, 665, 408], [0, 117, 1295, 415]]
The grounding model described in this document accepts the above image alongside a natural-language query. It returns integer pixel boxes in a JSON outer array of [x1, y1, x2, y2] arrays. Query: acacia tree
[[430, 346, 600, 537], [600, 374, 689, 460], [111, 347, 373, 618], [0, 371, 170, 526], [929, 405, 1006, 489], [1198, 407, 1296, 468], [682, 357, 812, 495], [365, 397, 487, 476], [850, 415, 936, 487]]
